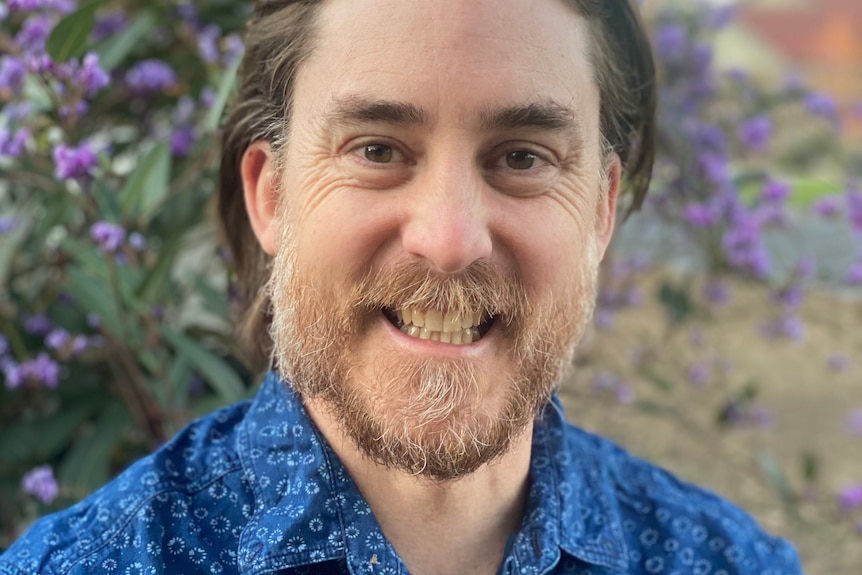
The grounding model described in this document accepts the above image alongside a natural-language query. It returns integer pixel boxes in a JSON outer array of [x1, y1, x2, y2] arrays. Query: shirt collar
[[529, 397, 629, 572], [236, 372, 628, 573]]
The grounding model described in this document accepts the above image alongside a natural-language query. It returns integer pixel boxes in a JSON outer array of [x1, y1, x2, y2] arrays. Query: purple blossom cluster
[[89, 221, 126, 254], [20, 465, 59, 504], [52, 141, 98, 180], [591, 371, 636, 405], [2, 352, 60, 389]]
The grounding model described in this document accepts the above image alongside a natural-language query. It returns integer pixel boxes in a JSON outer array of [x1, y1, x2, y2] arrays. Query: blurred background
[[0, 0, 860, 572]]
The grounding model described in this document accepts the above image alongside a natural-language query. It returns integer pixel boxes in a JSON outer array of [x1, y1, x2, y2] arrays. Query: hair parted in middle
[[218, 0, 656, 373]]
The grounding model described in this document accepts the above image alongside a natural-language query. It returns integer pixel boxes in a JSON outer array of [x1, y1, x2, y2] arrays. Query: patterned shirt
[[0, 372, 802, 575]]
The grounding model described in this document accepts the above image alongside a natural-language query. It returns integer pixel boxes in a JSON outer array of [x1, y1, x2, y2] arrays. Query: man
[[1, 1, 802, 574]]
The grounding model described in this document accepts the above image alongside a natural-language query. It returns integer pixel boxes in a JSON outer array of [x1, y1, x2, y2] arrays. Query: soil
[[559, 271, 862, 574]]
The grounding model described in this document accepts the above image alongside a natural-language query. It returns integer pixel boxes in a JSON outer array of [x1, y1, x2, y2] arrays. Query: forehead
[[295, 0, 599, 131]]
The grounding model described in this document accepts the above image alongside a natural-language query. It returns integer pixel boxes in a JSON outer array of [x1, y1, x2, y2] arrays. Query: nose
[[401, 166, 493, 274]]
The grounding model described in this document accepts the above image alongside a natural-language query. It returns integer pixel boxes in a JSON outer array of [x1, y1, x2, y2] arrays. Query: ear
[[595, 153, 620, 261], [241, 141, 280, 256]]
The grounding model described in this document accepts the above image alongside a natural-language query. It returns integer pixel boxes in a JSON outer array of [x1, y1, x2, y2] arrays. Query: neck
[[306, 399, 533, 575]]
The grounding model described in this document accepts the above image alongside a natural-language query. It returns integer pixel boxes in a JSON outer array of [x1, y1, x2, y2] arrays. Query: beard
[[268, 231, 599, 482]]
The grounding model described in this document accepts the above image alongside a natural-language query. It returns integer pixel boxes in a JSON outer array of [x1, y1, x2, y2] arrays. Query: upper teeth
[[395, 308, 484, 344]]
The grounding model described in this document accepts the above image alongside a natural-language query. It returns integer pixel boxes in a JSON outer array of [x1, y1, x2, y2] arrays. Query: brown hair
[[218, 0, 656, 372]]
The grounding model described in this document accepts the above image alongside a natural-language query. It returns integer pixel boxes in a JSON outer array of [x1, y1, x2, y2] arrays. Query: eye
[[505, 150, 537, 170], [363, 143, 394, 163]]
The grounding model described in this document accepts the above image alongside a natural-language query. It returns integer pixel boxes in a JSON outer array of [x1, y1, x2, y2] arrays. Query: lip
[[379, 311, 495, 359]]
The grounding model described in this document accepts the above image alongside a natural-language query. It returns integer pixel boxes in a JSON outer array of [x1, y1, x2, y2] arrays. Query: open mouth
[[382, 307, 496, 345]]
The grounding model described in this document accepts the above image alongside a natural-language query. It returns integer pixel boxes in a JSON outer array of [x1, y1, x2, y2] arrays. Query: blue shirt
[[1, 372, 802, 574]]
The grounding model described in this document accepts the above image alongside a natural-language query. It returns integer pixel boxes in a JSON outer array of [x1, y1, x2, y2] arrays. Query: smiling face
[[244, 0, 619, 480]]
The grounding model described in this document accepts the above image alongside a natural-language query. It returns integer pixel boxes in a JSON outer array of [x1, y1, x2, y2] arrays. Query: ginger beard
[[268, 219, 601, 481]]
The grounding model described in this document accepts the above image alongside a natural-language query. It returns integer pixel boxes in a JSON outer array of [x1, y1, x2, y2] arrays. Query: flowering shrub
[[0, 0, 249, 540], [590, 0, 862, 553], [0, 0, 860, 553]]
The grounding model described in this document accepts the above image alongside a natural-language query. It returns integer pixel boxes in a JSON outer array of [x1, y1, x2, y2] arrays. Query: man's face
[[263, 0, 617, 480]]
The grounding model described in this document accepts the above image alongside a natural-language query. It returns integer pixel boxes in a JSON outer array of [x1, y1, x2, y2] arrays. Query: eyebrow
[[324, 96, 428, 128], [322, 96, 583, 140], [479, 101, 582, 134]]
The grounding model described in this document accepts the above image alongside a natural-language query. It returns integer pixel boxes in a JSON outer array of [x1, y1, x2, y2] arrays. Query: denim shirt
[[0, 372, 802, 574]]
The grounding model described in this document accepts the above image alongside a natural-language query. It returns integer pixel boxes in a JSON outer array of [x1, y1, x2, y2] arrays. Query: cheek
[[285, 163, 403, 285]]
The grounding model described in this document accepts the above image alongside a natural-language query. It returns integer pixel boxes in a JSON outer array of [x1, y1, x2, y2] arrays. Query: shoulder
[[0, 401, 253, 575], [560, 423, 803, 574]]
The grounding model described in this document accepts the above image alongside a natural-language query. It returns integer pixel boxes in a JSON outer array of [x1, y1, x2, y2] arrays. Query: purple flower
[[761, 314, 805, 341], [45, 328, 70, 351], [170, 126, 195, 157], [0, 56, 27, 93], [78, 52, 110, 97], [812, 195, 842, 218], [0, 215, 19, 235], [44, 0, 76, 13], [53, 142, 98, 180], [15, 14, 52, 53], [2, 360, 24, 390], [125, 59, 177, 94], [653, 23, 687, 61], [0, 127, 29, 158], [688, 364, 710, 387], [684, 202, 716, 228], [848, 189, 862, 234], [23, 313, 52, 335], [845, 409, 862, 436], [9, 0, 44, 12], [223, 34, 244, 65], [738, 116, 772, 152], [699, 152, 729, 185], [93, 11, 128, 41], [197, 24, 221, 63], [71, 335, 88, 354], [591, 372, 619, 393], [21, 353, 60, 388], [128, 231, 147, 251], [90, 221, 126, 254], [761, 179, 790, 204], [199, 86, 216, 108], [703, 279, 731, 306], [86, 313, 101, 329], [846, 260, 862, 286], [21, 465, 59, 504], [594, 308, 615, 331], [828, 354, 849, 373], [839, 485, 862, 512], [615, 383, 635, 405], [3, 101, 32, 121], [805, 92, 839, 123], [771, 285, 804, 309]]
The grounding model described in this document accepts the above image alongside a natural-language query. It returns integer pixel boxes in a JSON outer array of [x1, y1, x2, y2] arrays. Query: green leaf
[[0, 401, 101, 463], [161, 327, 244, 403], [95, 10, 157, 71], [658, 280, 692, 327], [136, 235, 182, 303], [204, 55, 241, 132], [757, 451, 797, 505], [46, 0, 102, 63], [193, 275, 230, 321], [58, 403, 128, 493], [66, 267, 123, 336], [119, 143, 172, 222]]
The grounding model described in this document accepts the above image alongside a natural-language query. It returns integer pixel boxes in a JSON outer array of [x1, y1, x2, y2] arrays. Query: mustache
[[350, 259, 530, 327]]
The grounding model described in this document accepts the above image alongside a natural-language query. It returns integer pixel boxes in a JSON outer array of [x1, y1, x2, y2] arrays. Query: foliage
[[0, 0, 250, 540], [0, 0, 860, 552]]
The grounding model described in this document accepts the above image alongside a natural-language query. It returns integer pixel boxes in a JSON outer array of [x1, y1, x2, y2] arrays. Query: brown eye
[[505, 150, 536, 170], [364, 144, 393, 163]]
